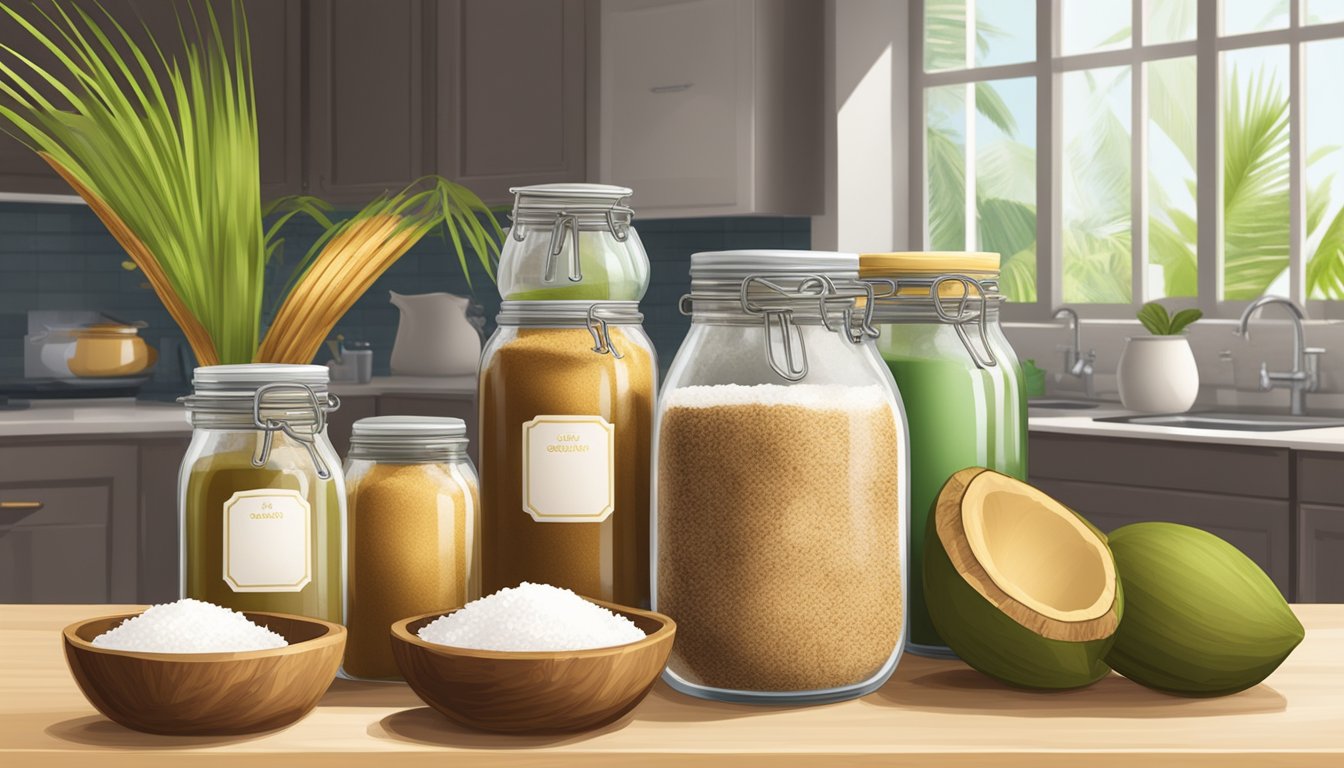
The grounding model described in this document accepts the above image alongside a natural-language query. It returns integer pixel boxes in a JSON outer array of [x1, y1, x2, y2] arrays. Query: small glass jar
[[342, 416, 480, 681], [498, 183, 650, 301], [653, 250, 909, 704], [859, 252, 1027, 659], [179, 364, 345, 624], [479, 300, 656, 607]]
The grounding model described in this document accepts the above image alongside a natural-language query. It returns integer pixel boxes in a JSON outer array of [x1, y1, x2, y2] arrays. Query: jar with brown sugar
[[478, 300, 655, 607], [342, 416, 480, 681]]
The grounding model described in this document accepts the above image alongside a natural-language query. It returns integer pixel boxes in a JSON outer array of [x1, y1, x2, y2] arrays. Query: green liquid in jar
[[880, 327, 1026, 651]]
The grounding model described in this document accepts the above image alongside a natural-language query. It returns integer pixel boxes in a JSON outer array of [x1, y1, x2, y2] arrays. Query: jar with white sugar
[[652, 250, 909, 705]]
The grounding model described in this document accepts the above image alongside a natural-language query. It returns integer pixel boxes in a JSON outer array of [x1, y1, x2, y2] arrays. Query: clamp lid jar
[[178, 363, 345, 624], [498, 183, 650, 301]]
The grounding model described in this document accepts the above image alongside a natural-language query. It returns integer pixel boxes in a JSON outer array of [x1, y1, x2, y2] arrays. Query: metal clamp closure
[[738, 274, 873, 382], [586, 303, 625, 359], [250, 383, 340, 480], [882, 274, 998, 369]]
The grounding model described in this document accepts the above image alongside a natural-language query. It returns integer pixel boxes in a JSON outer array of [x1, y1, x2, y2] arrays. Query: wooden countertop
[[3, 604, 1342, 767]]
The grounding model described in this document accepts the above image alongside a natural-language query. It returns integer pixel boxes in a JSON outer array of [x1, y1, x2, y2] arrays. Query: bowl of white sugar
[[62, 599, 345, 735], [390, 582, 676, 734]]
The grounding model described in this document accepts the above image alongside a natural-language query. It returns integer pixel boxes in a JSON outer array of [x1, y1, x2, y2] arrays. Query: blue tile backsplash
[[0, 202, 810, 390]]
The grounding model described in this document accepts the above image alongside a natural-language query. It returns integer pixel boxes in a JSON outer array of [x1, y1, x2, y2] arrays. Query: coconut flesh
[[955, 476, 1118, 639]]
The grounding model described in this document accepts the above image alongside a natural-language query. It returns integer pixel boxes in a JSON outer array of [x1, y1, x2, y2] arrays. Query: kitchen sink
[[1028, 399, 1101, 410], [1095, 412, 1344, 432]]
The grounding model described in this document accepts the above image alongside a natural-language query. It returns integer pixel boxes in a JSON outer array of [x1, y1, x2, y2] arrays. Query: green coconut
[[924, 468, 1123, 689], [1105, 522, 1304, 697]]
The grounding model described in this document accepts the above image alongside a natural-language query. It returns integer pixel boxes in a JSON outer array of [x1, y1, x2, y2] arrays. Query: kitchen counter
[[2, 604, 1341, 767], [1029, 403, 1344, 452], [0, 400, 190, 438]]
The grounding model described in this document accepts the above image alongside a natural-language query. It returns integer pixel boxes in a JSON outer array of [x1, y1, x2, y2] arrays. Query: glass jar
[[859, 252, 1027, 658], [342, 416, 480, 681], [478, 300, 656, 607], [653, 250, 909, 704], [179, 364, 345, 623], [498, 184, 650, 301]]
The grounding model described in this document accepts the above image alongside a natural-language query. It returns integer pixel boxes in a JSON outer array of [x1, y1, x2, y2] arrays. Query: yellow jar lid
[[858, 251, 1000, 277]]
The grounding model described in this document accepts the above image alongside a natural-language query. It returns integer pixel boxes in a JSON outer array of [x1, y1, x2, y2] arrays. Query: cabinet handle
[[0, 501, 43, 516], [650, 82, 694, 94]]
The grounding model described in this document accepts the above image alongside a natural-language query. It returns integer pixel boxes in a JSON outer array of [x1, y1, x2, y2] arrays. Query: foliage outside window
[[917, 0, 1344, 315]]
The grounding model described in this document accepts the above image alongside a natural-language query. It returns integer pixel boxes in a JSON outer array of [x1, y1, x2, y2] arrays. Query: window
[[914, 0, 1344, 317]]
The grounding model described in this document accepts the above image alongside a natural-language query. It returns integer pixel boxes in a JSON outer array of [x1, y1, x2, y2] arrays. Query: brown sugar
[[478, 326, 654, 607], [344, 462, 479, 680], [656, 385, 903, 692]]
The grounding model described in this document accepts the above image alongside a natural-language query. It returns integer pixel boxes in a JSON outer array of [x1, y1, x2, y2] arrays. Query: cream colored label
[[522, 415, 615, 523], [222, 489, 312, 592]]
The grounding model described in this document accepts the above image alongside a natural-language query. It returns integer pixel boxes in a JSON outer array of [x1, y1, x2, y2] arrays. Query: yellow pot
[[68, 323, 158, 378]]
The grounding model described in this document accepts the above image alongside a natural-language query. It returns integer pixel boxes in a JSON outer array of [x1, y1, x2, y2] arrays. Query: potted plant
[[0, 1, 500, 367], [1117, 302, 1203, 413]]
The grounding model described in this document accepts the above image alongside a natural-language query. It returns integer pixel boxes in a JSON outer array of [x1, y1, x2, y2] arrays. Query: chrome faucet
[[1235, 295, 1324, 416], [1053, 307, 1096, 398]]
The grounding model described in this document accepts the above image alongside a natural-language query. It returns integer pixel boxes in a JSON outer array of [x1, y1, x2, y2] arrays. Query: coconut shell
[[924, 468, 1123, 690], [1105, 522, 1304, 697]]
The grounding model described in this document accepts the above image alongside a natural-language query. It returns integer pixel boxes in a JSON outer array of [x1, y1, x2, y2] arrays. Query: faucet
[[1053, 307, 1096, 398], [1235, 295, 1324, 416]]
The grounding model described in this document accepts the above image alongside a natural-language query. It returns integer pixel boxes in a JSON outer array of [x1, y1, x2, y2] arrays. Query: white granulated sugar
[[662, 383, 888, 411], [417, 582, 646, 652], [91, 598, 288, 653]]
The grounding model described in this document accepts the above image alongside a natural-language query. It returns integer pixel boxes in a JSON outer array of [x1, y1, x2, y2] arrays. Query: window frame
[[910, 0, 1344, 321]]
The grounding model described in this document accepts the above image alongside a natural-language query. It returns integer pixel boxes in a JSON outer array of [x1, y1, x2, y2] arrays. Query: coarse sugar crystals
[[91, 598, 288, 653], [417, 582, 646, 651]]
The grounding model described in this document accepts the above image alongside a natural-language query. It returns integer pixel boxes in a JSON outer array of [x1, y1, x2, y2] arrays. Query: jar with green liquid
[[179, 365, 345, 623], [859, 253, 1026, 658]]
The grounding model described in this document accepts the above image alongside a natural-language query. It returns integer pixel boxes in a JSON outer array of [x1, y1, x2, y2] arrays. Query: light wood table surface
[[2, 604, 1342, 766]]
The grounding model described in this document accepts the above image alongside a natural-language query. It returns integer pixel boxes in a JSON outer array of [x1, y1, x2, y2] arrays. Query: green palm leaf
[[1222, 67, 1290, 300]]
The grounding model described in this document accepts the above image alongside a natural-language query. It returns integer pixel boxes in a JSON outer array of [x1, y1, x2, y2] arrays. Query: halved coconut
[[924, 468, 1123, 689]]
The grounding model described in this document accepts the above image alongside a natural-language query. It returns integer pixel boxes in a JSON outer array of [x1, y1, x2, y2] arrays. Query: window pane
[[925, 0, 1036, 71], [1305, 40, 1344, 299], [976, 0, 1035, 67], [1147, 57, 1198, 299], [1061, 0, 1132, 55], [976, 78, 1037, 303], [1062, 67, 1133, 303], [1146, 0, 1198, 44], [1220, 0, 1289, 35], [1305, 0, 1344, 25], [925, 0, 968, 72], [1221, 47, 1289, 300], [926, 85, 967, 250]]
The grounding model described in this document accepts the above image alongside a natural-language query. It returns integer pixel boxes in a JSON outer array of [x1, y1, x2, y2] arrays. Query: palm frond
[[1222, 66, 1290, 300]]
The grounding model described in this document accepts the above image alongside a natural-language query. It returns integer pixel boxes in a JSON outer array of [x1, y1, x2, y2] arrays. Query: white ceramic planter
[[1117, 336, 1200, 413]]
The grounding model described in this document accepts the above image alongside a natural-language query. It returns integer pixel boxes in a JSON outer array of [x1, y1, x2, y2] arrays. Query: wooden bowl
[[391, 598, 675, 734], [63, 610, 345, 735]]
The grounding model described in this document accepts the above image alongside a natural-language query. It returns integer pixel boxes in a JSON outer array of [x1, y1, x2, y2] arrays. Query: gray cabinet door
[[308, 0, 431, 204], [326, 395, 378, 461], [1297, 503, 1344, 603], [0, 445, 139, 603], [436, 0, 587, 204], [246, 0, 305, 200]]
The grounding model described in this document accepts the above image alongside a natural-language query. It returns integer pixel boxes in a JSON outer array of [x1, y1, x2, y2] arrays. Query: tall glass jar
[[179, 364, 345, 624], [859, 252, 1027, 658], [654, 250, 909, 704], [499, 184, 649, 301], [342, 416, 480, 681], [478, 301, 655, 607]]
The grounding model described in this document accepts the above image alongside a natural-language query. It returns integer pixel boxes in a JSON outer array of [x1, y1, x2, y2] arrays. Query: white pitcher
[[388, 292, 482, 377]]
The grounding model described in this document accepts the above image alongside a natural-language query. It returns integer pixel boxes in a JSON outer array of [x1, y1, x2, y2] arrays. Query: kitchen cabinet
[[1296, 452, 1344, 603], [326, 394, 378, 460], [1029, 433, 1294, 598], [598, 0, 822, 218], [0, 437, 187, 604], [307, 0, 432, 205], [436, 0, 588, 204], [0, 0, 303, 199]]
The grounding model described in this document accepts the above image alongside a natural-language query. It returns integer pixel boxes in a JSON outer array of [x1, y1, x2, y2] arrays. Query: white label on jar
[[521, 415, 615, 523], [222, 489, 312, 592]]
